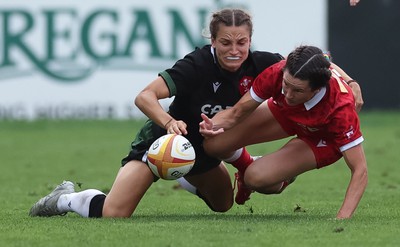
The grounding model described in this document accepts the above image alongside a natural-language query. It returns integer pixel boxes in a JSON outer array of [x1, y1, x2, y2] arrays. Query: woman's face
[[282, 70, 320, 106], [211, 24, 251, 72]]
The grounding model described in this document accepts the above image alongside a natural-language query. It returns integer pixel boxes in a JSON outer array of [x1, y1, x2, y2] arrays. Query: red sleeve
[[251, 60, 286, 101], [327, 78, 363, 150], [329, 106, 363, 151]]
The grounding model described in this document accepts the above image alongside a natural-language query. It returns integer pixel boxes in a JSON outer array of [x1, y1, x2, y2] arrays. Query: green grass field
[[1, 111, 399, 247]]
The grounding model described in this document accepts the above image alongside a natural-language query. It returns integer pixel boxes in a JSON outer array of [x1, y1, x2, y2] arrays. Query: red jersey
[[250, 60, 363, 153]]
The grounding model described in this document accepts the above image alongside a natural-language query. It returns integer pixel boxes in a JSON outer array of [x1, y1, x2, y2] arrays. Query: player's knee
[[198, 190, 233, 212], [245, 168, 284, 194], [209, 200, 233, 213], [203, 139, 230, 159], [244, 168, 268, 190]]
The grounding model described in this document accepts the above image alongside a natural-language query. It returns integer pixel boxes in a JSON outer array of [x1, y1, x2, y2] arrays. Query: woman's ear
[[211, 38, 216, 48]]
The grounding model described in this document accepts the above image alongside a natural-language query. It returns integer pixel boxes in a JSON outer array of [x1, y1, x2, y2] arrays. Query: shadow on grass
[[122, 213, 330, 223]]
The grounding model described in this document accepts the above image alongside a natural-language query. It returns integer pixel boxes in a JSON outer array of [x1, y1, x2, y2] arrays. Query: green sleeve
[[159, 71, 176, 97]]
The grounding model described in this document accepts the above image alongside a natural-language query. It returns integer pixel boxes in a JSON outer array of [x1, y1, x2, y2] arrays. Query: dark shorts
[[121, 119, 222, 176]]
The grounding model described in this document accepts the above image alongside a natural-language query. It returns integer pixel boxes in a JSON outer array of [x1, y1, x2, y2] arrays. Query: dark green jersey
[[124, 45, 282, 175]]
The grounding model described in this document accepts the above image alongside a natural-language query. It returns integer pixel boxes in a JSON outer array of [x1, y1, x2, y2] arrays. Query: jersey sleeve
[[329, 106, 363, 152], [159, 48, 204, 97], [325, 70, 363, 151], [250, 61, 285, 102]]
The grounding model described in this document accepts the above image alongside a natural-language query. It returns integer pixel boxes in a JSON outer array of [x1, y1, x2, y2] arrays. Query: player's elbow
[[134, 91, 146, 109], [352, 163, 368, 191], [359, 166, 368, 186], [134, 89, 156, 111]]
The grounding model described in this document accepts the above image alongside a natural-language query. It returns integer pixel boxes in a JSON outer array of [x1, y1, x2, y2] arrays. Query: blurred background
[[329, 0, 399, 110], [0, 0, 398, 120]]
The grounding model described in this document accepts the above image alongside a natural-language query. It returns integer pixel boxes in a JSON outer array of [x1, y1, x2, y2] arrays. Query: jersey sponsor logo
[[213, 81, 221, 93], [297, 123, 320, 133], [239, 76, 254, 95], [201, 104, 232, 116]]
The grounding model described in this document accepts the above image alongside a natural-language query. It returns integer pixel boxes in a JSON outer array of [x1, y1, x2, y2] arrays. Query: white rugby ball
[[147, 134, 195, 180]]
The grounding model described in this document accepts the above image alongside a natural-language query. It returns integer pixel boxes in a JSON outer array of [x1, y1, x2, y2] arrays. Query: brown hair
[[208, 8, 253, 39], [284, 45, 332, 90]]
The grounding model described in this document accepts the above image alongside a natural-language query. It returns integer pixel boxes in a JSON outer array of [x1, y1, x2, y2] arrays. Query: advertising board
[[0, 0, 326, 119]]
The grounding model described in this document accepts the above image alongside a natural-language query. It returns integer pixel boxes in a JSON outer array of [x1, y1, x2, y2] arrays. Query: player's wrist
[[346, 79, 358, 85], [164, 118, 174, 129]]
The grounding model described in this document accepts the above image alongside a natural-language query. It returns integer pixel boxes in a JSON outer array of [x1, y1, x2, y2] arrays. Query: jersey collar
[[281, 86, 326, 110], [210, 46, 217, 63], [304, 86, 326, 110]]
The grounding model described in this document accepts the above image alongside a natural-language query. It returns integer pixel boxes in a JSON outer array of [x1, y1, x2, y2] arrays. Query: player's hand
[[350, 0, 360, 6], [199, 113, 224, 139], [166, 119, 188, 135], [348, 81, 364, 112], [354, 93, 364, 113]]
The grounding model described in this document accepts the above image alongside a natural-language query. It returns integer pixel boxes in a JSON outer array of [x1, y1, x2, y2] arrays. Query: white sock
[[223, 148, 243, 163], [57, 189, 105, 218], [176, 177, 197, 195]]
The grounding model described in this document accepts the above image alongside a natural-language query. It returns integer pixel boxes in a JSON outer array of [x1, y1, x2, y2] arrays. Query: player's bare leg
[[203, 101, 289, 159], [244, 138, 316, 194], [185, 162, 233, 212], [102, 160, 154, 217]]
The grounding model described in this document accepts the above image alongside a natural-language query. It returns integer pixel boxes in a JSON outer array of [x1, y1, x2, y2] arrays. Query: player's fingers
[[354, 95, 364, 112], [199, 121, 213, 134], [200, 128, 224, 139], [167, 120, 187, 135], [213, 128, 224, 135], [355, 102, 362, 113], [178, 125, 188, 135], [199, 121, 207, 130], [200, 113, 209, 121], [200, 113, 215, 132], [200, 113, 213, 126], [199, 129, 212, 139], [169, 127, 183, 135]]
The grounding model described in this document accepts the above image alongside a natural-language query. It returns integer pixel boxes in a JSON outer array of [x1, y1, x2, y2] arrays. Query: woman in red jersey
[[200, 45, 367, 219]]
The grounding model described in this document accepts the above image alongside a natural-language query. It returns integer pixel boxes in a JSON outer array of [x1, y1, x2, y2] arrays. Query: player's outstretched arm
[[336, 144, 368, 219], [135, 76, 188, 135], [199, 91, 260, 138]]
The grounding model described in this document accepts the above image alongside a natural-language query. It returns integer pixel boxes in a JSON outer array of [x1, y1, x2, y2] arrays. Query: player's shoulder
[[184, 45, 213, 61], [168, 45, 214, 74], [175, 45, 214, 70], [326, 76, 355, 110], [250, 50, 284, 66], [328, 74, 352, 96]]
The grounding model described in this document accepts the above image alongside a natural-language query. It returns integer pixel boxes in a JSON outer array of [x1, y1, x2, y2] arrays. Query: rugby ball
[[147, 134, 195, 180]]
